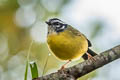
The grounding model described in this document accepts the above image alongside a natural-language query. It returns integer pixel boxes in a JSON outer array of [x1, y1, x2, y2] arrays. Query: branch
[[33, 45, 120, 80]]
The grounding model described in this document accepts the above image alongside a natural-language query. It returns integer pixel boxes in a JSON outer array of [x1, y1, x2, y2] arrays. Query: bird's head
[[46, 18, 67, 34]]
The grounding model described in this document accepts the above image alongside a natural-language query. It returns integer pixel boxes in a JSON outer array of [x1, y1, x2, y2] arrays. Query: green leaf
[[30, 61, 39, 79], [24, 40, 34, 80], [24, 61, 29, 80]]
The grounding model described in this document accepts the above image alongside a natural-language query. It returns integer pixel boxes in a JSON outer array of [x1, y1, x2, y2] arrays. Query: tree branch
[[33, 45, 120, 80]]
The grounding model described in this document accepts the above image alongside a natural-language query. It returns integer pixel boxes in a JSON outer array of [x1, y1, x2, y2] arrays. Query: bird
[[46, 18, 97, 69]]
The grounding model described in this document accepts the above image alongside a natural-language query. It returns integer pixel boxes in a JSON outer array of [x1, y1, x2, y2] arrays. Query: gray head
[[46, 18, 67, 34]]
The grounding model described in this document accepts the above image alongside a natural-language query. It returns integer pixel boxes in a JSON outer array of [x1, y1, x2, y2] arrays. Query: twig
[[33, 45, 120, 80]]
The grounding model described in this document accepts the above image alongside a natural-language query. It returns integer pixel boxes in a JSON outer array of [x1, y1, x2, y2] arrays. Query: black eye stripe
[[56, 24, 64, 29], [53, 22, 60, 25]]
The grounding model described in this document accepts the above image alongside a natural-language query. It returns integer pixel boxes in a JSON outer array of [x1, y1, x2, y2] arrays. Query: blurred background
[[0, 0, 120, 80]]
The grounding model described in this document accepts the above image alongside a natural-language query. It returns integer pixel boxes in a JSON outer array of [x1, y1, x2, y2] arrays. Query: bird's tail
[[82, 48, 97, 60]]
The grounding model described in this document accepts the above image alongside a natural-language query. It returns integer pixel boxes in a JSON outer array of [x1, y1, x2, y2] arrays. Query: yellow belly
[[47, 31, 88, 61]]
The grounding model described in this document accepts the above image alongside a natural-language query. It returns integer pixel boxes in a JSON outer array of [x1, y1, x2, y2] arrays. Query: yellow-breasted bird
[[46, 18, 97, 69]]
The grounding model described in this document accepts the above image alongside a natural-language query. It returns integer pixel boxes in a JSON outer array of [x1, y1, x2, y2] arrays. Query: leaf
[[24, 61, 29, 80], [24, 40, 34, 80], [30, 61, 39, 79]]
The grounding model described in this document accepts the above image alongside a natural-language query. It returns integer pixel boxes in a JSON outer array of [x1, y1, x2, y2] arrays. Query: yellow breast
[[47, 30, 88, 61]]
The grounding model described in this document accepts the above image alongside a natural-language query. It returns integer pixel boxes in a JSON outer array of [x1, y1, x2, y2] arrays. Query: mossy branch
[[33, 45, 120, 80]]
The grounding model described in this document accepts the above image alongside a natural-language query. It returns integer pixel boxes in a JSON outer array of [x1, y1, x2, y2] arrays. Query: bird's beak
[[45, 21, 51, 25]]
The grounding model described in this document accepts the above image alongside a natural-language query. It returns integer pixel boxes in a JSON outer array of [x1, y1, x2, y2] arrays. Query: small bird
[[46, 18, 97, 69]]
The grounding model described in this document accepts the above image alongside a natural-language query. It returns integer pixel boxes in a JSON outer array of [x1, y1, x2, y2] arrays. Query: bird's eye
[[53, 22, 59, 25]]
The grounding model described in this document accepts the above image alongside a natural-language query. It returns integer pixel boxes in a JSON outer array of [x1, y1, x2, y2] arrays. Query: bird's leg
[[60, 60, 71, 70], [86, 53, 96, 61]]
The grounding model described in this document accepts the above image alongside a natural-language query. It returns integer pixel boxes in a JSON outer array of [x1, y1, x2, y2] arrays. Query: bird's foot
[[87, 53, 96, 62], [60, 60, 71, 70]]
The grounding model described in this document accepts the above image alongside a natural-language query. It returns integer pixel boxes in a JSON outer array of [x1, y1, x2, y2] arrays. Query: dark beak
[[45, 21, 51, 25]]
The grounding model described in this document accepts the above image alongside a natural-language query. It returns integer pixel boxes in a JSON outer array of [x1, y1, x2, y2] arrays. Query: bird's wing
[[67, 25, 92, 47], [87, 39, 92, 47]]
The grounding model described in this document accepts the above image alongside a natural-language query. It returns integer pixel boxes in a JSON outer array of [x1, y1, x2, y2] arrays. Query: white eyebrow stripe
[[51, 20, 64, 24]]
